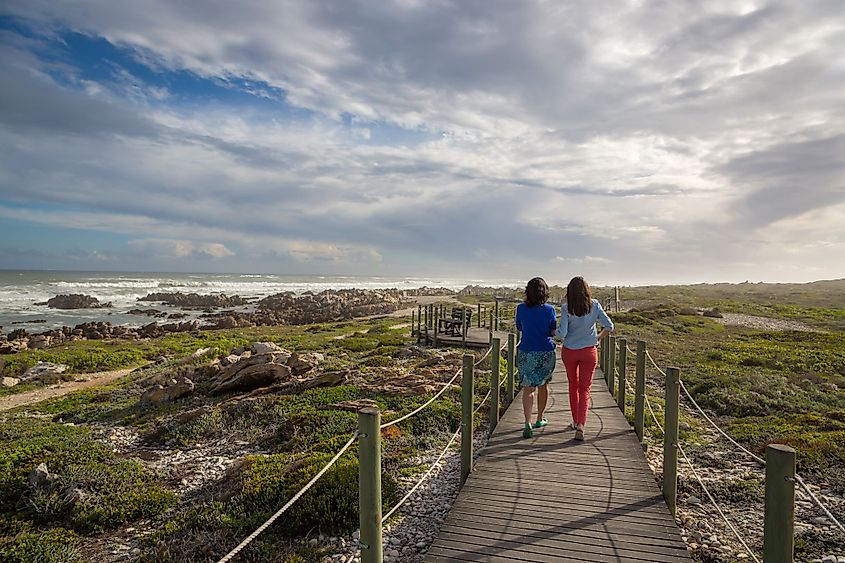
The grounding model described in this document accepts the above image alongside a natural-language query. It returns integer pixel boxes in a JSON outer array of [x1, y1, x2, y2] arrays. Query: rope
[[678, 379, 765, 466], [677, 442, 761, 563], [648, 351, 845, 532], [382, 426, 461, 522], [216, 432, 359, 563], [381, 353, 509, 523], [795, 475, 845, 533], [381, 365, 462, 430]]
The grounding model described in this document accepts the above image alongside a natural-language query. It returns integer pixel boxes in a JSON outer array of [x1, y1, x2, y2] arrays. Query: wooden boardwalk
[[420, 327, 511, 349], [425, 363, 692, 563]]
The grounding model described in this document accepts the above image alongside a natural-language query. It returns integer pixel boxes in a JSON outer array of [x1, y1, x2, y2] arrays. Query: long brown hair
[[524, 277, 549, 307], [566, 276, 592, 316]]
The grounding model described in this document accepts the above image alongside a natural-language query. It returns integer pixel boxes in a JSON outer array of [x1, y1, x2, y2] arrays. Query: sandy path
[[712, 313, 824, 332], [0, 367, 137, 412]]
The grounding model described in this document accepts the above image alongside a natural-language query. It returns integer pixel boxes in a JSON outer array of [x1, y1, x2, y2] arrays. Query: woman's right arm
[[595, 300, 613, 340]]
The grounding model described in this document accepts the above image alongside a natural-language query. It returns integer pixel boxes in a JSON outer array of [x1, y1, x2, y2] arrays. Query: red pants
[[562, 345, 597, 426]]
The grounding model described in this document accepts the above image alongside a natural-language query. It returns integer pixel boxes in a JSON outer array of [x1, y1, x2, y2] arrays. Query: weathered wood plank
[[424, 363, 692, 562]]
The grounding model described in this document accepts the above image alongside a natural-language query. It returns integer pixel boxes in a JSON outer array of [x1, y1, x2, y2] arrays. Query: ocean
[[0, 270, 509, 332]]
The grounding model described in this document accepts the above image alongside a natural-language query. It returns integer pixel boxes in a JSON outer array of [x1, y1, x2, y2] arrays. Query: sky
[[0, 1, 843, 285]]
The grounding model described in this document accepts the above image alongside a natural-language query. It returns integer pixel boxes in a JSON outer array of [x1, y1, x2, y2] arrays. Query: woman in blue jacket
[[515, 277, 557, 438]]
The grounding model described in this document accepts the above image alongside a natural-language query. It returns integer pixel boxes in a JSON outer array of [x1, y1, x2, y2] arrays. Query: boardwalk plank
[[424, 363, 692, 562]]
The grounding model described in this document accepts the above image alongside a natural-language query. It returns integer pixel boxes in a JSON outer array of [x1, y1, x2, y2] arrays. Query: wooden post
[[410, 310, 415, 337], [433, 315, 439, 347], [477, 303, 481, 328], [598, 337, 604, 373], [635, 341, 646, 443], [416, 305, 422, 342], [607, 336, 616, 396], [764, 444, 795, 563], [358, 407, 383, 563], [507, 332, 515, 405], [490, 337, 501, 433], [614, 286, 620, 312], [488, 310, 493, 344], [663, 367, 680, 516], [461, 308, 467, 348], [617, 338, 627, 414], [494, 300, 499, 331], [460, 354, 474, 485]]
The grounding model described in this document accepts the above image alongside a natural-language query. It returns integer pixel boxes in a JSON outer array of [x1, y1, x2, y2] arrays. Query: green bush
[[238, 453, 398, 536], [0, 528, 82, 563], [361, 355, 394, 367], [337, 337, 379, 352]]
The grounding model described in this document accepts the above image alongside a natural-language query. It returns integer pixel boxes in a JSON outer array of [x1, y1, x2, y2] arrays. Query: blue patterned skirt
[[517, 349, 556, 387]]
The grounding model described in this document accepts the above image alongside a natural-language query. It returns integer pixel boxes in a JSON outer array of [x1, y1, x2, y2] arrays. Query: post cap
[[766, 443, 796, 454]]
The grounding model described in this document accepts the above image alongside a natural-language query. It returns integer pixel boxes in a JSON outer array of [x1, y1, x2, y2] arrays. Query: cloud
[[127, 238, 234, 259], [0, 2, 843, 282]]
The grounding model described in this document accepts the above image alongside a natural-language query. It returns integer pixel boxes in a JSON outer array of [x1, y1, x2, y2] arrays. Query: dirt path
[[712, 313, 824, 332], [0, 367, 137, 412]]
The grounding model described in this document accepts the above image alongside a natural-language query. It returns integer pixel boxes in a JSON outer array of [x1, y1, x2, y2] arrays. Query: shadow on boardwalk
[[425, 363, 692, 563]]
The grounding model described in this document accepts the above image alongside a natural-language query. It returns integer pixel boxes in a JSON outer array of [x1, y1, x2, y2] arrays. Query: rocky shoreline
[[0, 288, 418, 355]]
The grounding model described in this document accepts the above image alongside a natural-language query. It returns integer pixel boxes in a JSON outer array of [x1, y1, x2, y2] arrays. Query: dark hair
[[524, 277, 549, 307], [566, 276, 592, 316]]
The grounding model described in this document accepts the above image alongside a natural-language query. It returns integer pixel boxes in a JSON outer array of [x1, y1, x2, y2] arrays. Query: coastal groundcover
[[0, 316, 494, 562]]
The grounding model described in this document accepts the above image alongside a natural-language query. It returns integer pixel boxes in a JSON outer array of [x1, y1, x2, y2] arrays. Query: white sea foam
[[1, 271, 519, 331]]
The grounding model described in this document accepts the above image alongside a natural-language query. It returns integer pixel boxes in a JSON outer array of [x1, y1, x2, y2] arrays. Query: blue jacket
[[555, 299, 613, 350], [515, 303, 557, 351]]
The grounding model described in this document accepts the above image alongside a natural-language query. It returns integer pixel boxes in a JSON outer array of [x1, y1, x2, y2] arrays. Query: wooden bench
[[438, 307, 472, 336]]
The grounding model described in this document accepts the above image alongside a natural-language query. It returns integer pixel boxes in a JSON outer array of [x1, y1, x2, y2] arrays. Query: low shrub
[[0, 528, 82, 563]]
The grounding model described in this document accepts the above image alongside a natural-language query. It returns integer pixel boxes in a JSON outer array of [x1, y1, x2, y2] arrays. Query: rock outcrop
[[138, 292, 247, 308], [140, 376, 195, 406], [207, 342, 327, 395], [22, 362, 69, 384], [45, 294, 112, 309]]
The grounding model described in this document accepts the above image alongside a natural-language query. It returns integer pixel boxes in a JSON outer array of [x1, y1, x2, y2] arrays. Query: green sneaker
[[522, 423, 534, 438], [533, 418, 548, 429]]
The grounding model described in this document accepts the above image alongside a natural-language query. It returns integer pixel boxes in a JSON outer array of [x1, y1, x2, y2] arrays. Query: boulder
[[209, 363, 292, 395], [138, 292, 247, 308], [0, 340, 28, 354], [22, 362, 69, 383], [251, 341, 290, 358], [140, 377, 195, 406], [703, 308, 724, 318], [46, 294, 112, 309], [287, 352, 323, 376], [1, 376, 20, 388], [28, 463, 55, 488], [678, 307, 699, 316], [325, 398, 379, 412]]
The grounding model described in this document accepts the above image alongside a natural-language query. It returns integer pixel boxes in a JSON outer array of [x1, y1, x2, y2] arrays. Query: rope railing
[[641, 348, 845, 534], [218, 329, 510, 562], [677, 442, 762, 563], [380, 365, 462, 430], [380, 347, 511, 524], [216, 431, 360, 563]]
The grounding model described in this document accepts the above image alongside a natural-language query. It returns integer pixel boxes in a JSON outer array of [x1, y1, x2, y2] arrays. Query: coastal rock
[[28, 463, 55, 488], [287, 352, 323, 376], [679, 307, 700, 316], [46, 294, 112, 309], [140, 377, 195, 406], [1, 376, 20, 387], [138, 292, 247, 309], [325, 398, 379, 412], [127, 308, 164, 317], [703, 308, 724, 318], [0, 340, 28, 354], [22, 362, 69, 383], [251, 341, 289, 357], [209, 362, 292, 395]]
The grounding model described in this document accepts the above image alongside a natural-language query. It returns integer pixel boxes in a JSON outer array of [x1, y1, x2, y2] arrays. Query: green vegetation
[[0, 316, 489, 561]]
